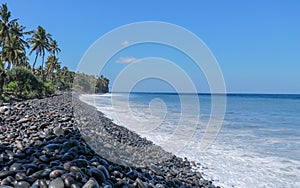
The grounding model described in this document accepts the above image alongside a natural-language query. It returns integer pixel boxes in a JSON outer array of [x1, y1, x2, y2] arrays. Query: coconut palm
[[29, 26, 52, 73], [0, 3, 15, 45], [45, 55, 60, 80], [60, 66, 73, 85], [35, 65, 43, 77], [54, 61, 61, 72], [2, 35, 26, 68], [60, 66, 69, 79], [0, 3, 18, 69], [21, 55, 30, 68], [10, 22, 29, 67], [49, 40, 60, 57], [0, 59, 6, 93]]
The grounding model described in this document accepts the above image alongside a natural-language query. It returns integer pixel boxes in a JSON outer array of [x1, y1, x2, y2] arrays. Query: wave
[[79, 93, 300, 188]]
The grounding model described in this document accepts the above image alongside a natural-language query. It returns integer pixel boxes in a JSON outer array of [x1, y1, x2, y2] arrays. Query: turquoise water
[[80, 93, 300, 188]]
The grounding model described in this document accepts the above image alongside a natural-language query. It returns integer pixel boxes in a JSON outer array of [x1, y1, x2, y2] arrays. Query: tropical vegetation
[[0, 3, 109, 102]]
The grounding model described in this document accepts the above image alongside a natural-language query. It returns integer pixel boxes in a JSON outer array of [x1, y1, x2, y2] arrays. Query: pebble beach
[[0, 93, 217, 188]]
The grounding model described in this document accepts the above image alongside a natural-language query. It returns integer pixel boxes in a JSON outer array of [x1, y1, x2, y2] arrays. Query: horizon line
[[108, 91, 300, 95]]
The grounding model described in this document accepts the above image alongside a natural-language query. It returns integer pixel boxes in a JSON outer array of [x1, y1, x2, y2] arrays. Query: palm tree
[[29, 26, 52, 73], [45, 55, 60, 80], [35, 65, 43, 77], [0, 59, 6, 93], [2, 35, 26, 68], [0, 3, 15, 45], [0, 3, 18, 69], [11, 22, 29, 67], [54, 60, 61, 72], [49, 40, 60, 57], [60, 66, 69, 79], [60, 66, 73, 85], [46, 40, 60, 79], [21, 55, 30, 68]]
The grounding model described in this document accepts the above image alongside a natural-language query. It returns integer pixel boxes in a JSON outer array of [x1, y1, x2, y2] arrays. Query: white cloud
[[116, 57, 142, 64], [121, 40, 129, 47]]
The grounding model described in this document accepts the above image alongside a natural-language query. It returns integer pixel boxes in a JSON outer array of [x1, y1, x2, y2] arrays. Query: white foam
[[79, 94, 300, 188], [178, 142, 300, 188]]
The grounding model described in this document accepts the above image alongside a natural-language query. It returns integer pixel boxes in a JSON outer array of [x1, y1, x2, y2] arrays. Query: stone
[[15, 140, 23, 150], [74, 159, 88, 167], [135, 178, 146, 188], [53, 127, 64, 136], [113, 170, 122, 179], [0, 106, 8, 114], [90, 168, 106, 184], [17, 118, 30, 124], [49, 177, 64, 188], [39, 155, 49, 163], [6, 176, 16, 183], [71, 183, 82, 188], [39, 180, 48, 188], [156, 184, 165, 188], [149, 165, 162, 176], [44, 144, 61, 152], [97, 165, 110, 179], [126, 170, 138, 180], [30, 169, 51, 179], [63, 162, 72, 171], [49, 170, 64, 178], [63, 175, 76, 187], [82, 178, 100, 188], [69, 166, 80, 173], [14, 181, 30, 188], [9, 163, 23, 171], [0, 171, 17, 179]]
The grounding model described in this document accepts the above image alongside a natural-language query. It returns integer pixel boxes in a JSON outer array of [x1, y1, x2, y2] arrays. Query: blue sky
[[3, 0, 300, 93]]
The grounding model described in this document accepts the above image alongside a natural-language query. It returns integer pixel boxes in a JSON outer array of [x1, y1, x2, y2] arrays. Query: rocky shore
[[0, 93, 218, 188]]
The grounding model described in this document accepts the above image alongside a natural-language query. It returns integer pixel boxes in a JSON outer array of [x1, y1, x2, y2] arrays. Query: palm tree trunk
[[41, 54, 45, 80], [32, 54, 38, 72], [0, 71, 4, 94]]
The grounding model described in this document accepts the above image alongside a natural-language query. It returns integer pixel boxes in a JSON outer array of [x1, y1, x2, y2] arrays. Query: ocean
[[79, 93, 300, 188]]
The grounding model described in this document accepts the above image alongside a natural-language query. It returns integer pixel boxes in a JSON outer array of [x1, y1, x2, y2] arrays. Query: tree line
[[0, 3, 109, 102]]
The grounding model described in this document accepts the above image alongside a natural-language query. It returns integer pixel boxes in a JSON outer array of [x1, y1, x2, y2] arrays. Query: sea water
[[80, 93, 300, 188]]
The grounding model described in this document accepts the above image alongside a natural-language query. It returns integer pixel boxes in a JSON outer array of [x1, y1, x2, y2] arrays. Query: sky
[[2, 0, 300, 93]]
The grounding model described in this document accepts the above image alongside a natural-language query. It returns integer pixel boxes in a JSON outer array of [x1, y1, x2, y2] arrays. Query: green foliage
[[29, 25, 52, 73], [4, 66, 42, 98], [3, 71, 57, 99], [96, 75, 109, 93], [73, 73, 93, 93], [4, 81, 18, 93], [0, 93, 10, 102], [54, 66, 74, 91], [73, 73, 109, 94], [43, 81, 55, 96], [26, 90, 40, 99], [9, 66, 41, 92], [0, 3, 109, 100]]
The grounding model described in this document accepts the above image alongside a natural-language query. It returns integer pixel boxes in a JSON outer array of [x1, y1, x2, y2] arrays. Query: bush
[[7, 66, 42, 97], [43, 81, 55, 96], [26, 90, 40, 99], [4, 81, 18, 94], [54, 78, 67, 90], [0, 93, 10, 102]]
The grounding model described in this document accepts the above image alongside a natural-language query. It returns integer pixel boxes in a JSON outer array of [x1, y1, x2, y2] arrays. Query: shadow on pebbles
[[0, 93, 218, 188]]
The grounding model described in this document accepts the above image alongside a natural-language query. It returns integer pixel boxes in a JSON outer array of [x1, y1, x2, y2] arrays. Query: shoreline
[[0, 92, 218, 187]]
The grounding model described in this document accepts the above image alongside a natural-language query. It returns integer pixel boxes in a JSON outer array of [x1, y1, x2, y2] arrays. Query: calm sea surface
[[80, 93, 300, 188]]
